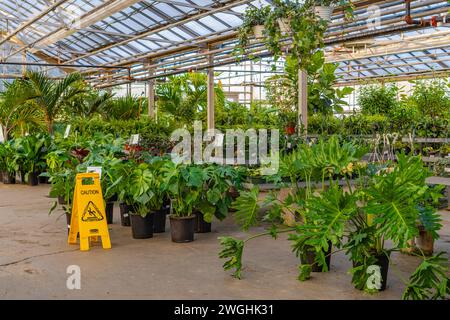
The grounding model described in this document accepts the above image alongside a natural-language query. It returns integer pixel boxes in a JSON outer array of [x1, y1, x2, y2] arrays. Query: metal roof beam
[[53, 0, 252, 65], [5, 0, 144, 59], [0, 0, 69, 47]]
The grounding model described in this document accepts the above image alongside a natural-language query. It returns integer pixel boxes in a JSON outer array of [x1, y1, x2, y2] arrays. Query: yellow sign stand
[[68, 173, 111, 251]]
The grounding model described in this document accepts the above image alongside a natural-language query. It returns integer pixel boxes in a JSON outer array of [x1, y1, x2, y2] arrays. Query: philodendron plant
[[218, 137, 450, 299], [116, 161, 162, 217], [195, 164, 243, 223], [161, 161, 206, 217]]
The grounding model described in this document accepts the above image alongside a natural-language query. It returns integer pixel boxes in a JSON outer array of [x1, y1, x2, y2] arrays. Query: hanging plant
[[237, 5, 271, 54], [312, 0, 354, 21]]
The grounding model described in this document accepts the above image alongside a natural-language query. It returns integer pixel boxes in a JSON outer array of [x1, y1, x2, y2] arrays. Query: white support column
[[207, 52, 215, 130], [22, 51, 27, 76], [298, 69, 308, 136], [147, 61, 156, 119]]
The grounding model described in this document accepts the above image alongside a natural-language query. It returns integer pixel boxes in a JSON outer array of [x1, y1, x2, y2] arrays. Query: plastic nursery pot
[[300, 241, 332, 272], [153, 209, 166, 233], [107, 194, 118, 202], [38, 175, 49, 184], [130, 212, 154, 239], [352, 253, 390, 291], [28, 172, 39, 186], [105, 202, 114, 224], [416, 225, 434, 256], [58, 196, 67, 205], [373, 253, 390, 291], [3, 173, 15, 184], [194, 211, 211, 233], [66, 213, 71, 235], [119, 203, 131, 226], [163, 199, 171, 214], [169, 215, 196, 243]]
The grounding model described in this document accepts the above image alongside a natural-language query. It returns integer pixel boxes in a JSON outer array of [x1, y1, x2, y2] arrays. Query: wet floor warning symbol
[[68, 173, 111, 251], [82, 201, 104, 222]]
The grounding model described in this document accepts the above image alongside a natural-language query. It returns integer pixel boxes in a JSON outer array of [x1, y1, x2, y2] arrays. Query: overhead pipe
[[404, 0, 449, 26], [0, 61, 130, 70]]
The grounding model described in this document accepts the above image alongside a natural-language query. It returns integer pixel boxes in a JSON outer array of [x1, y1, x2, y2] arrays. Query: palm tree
[[25, 71, 84, 134], [105, 95, 144, 120], [66, 87, 114, 118], [0, 79, 42, 141], [156, 72, 225, 124]]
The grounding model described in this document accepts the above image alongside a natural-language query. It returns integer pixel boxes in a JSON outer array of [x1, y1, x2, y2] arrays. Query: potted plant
[[47, 168, 77, 234], [118, 162, 157, 239], [145, 157, 169, 233], [104, 158, 131, 226], [240, 6, 270, 40], [162, 162, 204, 242], [345, 154, 442, 292], [313, 0, 353, 21], [219, 137, 366, 277], [194, 164, 239, 233], [313, 0, 334, 22], [0, 141, 18, 184], [15, 135, 47, 186]]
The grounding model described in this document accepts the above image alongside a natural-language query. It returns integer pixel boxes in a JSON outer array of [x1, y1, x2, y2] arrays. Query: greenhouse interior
[[0, 0, 449, 303]]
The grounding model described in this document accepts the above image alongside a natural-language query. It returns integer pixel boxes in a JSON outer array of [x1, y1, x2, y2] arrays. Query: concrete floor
[[0, 183, 449, 300]]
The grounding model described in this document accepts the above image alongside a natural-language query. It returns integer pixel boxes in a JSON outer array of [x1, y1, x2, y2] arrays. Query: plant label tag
[[87, 167, 102, 180], [445, 167, 450, 173], [0, 126, 4, 143], [64, 125, 71, 138], [130, 134, 140, 145]]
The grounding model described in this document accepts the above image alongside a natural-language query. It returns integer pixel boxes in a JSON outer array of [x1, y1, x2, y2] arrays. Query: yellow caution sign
[[68, 173, 111, 251]]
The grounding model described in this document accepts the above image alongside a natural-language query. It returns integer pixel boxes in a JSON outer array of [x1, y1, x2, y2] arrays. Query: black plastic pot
[[38, 175, 49, 184], [66, 212, 79, 238], [300, 241, 332, 272], [130, 213, 154, 239], [119, 203, 131, 226], [58, 196, 67, 205], [105, 202, 114, 224], [107, 194, 118, 202], [374, 253, 390, 291], [66, 213, 72, 235], [3, 173, 15, 184], [194, 211, 211, 233], [28, 172, 39, 186], [163, 198, 171, 214], [153, 209, 166, 233], [353, 252, 390, 291], [169, 215, 196, 243]]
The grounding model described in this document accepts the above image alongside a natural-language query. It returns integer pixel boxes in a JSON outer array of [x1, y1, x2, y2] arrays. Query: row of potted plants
[[0, 134, 50, 185], [41, 132, 247, 243], [218, 136, 449, 299]]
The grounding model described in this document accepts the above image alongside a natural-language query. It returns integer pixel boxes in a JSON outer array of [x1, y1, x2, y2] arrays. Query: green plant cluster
[[308, 113, 450, 137], [218, 136, 450, 300]]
